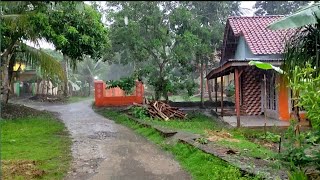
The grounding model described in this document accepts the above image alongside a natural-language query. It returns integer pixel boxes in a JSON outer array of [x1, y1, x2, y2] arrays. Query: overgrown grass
[[98, 109, 257, 180], [67, 95, 93, 103], [1, 114, 72, 179], [138, 112, 218, 134], [169, 95, 209, 102], [131, 107, 278, 161]]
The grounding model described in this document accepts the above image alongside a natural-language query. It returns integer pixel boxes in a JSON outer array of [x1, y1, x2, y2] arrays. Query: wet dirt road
[[19, 99, 191, 180]]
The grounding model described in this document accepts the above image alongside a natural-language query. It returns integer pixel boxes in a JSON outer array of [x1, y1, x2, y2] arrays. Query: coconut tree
[[70, 56, 108, 96]]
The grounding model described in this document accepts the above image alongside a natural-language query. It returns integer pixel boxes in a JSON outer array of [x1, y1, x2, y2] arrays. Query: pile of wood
[[134, 101, 186, 121]]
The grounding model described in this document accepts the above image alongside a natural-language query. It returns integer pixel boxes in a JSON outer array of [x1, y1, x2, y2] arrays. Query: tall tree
[[42, 2, 110, 96], [106, 1, 200, 101], [71, 56, 109, 96], [0, 1, 65, 103], [254, 1, 310, 16], [181, 1, 242, 106], [105, 1, 241, 102]]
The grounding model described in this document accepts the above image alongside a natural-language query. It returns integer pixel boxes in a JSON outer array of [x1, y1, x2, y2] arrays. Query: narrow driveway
[[19, 99, 191, 180]]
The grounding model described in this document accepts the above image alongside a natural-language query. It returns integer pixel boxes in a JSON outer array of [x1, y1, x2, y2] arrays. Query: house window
[[265, 71, 277, 110]]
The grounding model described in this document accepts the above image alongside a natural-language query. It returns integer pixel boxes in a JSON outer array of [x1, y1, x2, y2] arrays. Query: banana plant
[[248, 61, 285, 74], [267, 2, 320, 30]]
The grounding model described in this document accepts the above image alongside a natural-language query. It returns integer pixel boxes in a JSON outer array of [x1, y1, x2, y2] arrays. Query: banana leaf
[[267, 2, 320, 30], [248, 61, 284, 74]]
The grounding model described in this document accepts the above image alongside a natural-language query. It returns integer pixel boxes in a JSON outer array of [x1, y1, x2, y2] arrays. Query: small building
[[206, 15, 305, 126]]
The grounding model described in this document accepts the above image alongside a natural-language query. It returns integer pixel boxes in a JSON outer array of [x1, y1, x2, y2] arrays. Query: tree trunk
[[88, 82, 91, 96], [62, 54, 69, 97], [199, 55, 204, 108], [1, 56, 10, 103], [205, 57, 213, 102]]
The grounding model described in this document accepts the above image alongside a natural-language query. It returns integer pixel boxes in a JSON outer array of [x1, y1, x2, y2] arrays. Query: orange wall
[[94, 80, 144, 107], [278, 75, 306, 121], [278, 75, 290, 121]]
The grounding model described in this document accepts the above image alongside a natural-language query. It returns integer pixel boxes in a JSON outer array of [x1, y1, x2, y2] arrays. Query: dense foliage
[[105, 1, 241, 100], [106, 76, 136, 95]]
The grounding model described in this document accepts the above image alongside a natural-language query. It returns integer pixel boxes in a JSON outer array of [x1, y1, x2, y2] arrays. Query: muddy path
[[14, 99, 190, 180]]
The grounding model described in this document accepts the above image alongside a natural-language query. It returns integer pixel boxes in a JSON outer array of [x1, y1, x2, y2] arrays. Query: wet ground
[[13, 99, 190, 180]]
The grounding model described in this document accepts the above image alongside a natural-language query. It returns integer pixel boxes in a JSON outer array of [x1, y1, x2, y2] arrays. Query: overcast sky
[[27, 1, 256, 50]]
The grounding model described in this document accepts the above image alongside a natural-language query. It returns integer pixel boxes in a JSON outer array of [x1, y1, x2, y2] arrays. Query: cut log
[[132, 100, 186, 120]]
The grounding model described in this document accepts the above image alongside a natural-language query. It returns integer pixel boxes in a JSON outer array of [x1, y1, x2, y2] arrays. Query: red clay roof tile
[[227, 16, 296, 55]]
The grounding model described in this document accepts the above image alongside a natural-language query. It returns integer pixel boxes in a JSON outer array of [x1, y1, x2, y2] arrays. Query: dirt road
[[18, 99, 190, 180]]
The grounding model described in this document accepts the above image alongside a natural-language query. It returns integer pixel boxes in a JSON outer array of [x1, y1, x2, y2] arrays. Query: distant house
[[12, 62, 60, 97], [206, 15, 305, 123]]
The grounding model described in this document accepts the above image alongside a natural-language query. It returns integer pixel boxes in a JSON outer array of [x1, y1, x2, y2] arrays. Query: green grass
[[131, 107, 278, 161], [169, 95, 209, 102], [216, 139, 276, 159], [1, 114, 72, 179], [67, 95, 93, 103], [98, 109, 258, 180], [137, 112, 218, 134]]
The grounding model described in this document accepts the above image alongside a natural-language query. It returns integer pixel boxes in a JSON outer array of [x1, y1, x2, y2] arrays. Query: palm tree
[[70, 56, 108, 96]]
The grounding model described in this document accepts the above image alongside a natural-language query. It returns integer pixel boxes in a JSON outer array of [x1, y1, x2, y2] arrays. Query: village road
[[16, 99, 191, 180]]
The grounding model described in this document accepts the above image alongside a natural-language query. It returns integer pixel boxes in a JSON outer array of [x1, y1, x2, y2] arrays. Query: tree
[[0, 1, 64, 103], [106, 1, 241, 102], [180, 1, 242, 106], [70, 56, 109, 96], [106, 1, 200, 101], [42, 2, 110, 96], [254, 1, 310, 16]]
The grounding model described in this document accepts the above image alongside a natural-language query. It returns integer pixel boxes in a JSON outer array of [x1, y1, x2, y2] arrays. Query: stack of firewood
[[133, 100, 186, 121]]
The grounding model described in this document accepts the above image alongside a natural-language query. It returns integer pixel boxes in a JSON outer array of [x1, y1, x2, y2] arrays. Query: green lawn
[[98, 109, 258, 180], [169, 95, 209, 102], [137, 112, 218, 134], [67, 95, 93, 103], [130, 107, 277, 160], [1, 114, 72, 179]]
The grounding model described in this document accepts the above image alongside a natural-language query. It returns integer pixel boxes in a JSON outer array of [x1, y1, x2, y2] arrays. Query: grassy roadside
[[96, 109, 259, 180], [1, 114, 72, 179], [67, 95, 93, 103], [130, 109, 278, 160]]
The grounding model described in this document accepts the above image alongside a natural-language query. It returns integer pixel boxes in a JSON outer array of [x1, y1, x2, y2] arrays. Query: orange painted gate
[[94, 80, 144, 107]]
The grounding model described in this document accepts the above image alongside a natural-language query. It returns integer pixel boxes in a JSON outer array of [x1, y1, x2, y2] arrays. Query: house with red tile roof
[[206, 16, 305, 126]]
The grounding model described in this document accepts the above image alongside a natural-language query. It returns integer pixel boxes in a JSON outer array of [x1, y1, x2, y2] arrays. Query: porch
[[206, 59, 283, 127], [222, 115, 290, 127]]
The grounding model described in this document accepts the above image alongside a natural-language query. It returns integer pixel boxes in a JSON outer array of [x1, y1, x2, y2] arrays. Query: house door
[[262, 71, 278, 119]]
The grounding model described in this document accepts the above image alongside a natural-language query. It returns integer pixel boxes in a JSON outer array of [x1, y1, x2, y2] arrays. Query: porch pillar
[[215, 78, 218, 112], [221, 76, 224, 117], [235, 68, 241, 127]]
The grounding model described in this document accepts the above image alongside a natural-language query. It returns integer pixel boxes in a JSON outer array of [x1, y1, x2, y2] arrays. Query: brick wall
[[240, 67, 263, 115]]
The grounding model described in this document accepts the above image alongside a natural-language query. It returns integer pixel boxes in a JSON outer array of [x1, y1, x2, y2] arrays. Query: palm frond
[[20, 43, 65, 80]]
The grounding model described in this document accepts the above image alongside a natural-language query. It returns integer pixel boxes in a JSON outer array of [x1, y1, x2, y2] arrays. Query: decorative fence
[[94, 80, 144, 107]]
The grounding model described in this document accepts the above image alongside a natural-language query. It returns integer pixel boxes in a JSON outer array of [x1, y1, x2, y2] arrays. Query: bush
[[130, 106, 148, 119], [289, 64, 320, 130]]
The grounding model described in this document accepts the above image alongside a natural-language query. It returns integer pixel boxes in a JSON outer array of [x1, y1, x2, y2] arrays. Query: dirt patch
[[249, 138, 279, 152], [29, 94, 65, 103], [2, 160, 46, 180], [1, 103, 48, 119], [205, 129, 240, 143]]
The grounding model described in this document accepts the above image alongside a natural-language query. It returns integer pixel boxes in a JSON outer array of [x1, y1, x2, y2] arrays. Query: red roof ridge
[[228, 15, 285, 19]]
